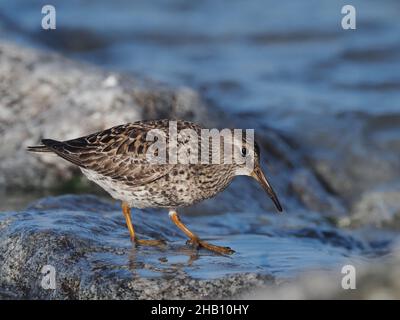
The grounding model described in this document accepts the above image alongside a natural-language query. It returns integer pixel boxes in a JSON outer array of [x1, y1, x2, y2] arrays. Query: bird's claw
[[186, 238, 235, 255], [133, 238, 166, 246]]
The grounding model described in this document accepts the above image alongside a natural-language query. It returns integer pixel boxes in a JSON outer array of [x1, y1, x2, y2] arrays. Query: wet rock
[[0, 41, 212, 191], [0, 194, 369, 299], [243, 244, 400, 299], [0, 195, 273, 299]]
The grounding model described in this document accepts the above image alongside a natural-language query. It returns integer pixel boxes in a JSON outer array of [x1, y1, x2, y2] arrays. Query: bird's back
[[28, 119, 236, 208]]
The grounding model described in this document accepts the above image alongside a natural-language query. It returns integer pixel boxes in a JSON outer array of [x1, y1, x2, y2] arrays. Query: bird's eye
[[241, 147, 247, 157]]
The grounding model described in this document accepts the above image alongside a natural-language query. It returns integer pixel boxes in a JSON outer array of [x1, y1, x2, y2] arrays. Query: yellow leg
[[122, 202, 165, 246], [169, 210, 234, 255]]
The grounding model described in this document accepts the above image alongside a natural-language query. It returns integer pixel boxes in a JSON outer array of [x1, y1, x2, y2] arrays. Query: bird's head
[[232, 136, 283, 213]]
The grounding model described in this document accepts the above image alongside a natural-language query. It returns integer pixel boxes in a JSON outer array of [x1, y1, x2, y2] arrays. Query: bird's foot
[[186, 238, 235, 255], [132, 238, 166, 247]]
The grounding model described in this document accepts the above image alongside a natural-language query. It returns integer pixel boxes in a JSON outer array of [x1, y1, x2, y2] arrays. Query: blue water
[[1, 0, 399, 126]]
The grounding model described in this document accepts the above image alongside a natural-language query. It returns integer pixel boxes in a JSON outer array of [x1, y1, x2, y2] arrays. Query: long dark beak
[[251, 165, 283, 212]]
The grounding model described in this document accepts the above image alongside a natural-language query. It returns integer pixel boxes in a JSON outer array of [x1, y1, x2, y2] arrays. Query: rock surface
[[1, 194, 370, 299]]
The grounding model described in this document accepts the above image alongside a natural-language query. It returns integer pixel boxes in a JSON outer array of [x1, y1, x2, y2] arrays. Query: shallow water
[[0, 195, 375, 283]]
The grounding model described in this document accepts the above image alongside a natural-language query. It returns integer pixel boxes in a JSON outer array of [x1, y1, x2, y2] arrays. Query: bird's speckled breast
[[81, 165, 236, 209]]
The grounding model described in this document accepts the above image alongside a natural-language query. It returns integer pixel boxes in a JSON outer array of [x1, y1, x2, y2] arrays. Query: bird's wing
[[42, 122, 177, 186]]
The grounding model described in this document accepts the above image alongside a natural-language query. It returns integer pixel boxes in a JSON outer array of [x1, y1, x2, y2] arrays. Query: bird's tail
[[27, 139, 84, 167]]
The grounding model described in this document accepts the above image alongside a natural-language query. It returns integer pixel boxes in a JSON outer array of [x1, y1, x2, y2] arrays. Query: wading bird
[[28, 119, 282, 254]]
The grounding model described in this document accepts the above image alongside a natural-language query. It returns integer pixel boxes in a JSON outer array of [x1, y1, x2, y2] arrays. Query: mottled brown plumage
[[28, 119, 282, 255]]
